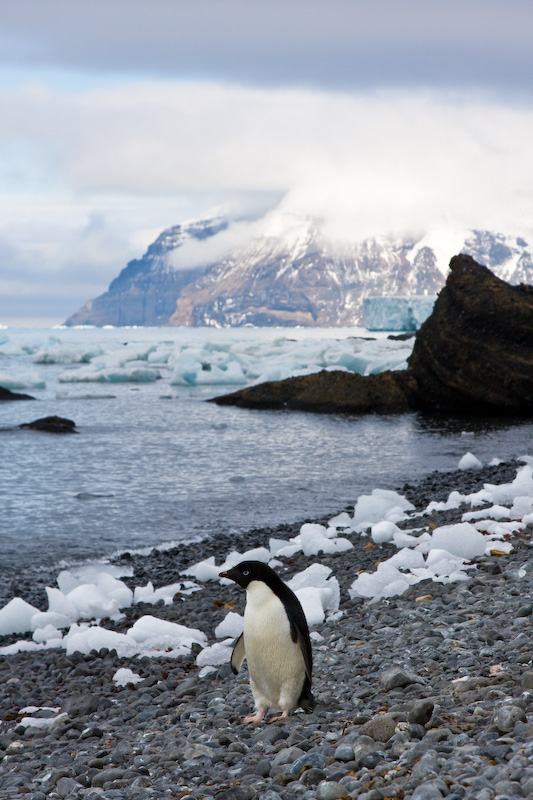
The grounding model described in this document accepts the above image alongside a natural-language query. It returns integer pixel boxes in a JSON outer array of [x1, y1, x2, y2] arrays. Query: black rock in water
[[19, 416, 77, 434], [0, 386, 35, 401]]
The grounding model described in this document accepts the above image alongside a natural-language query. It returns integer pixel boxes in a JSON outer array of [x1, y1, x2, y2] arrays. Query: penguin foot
[[268, 710, 290, 723], [243, 709, 267, 723]]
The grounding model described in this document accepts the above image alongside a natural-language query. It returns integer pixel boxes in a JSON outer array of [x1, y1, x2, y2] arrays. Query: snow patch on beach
[[0, 457, 531, 660]]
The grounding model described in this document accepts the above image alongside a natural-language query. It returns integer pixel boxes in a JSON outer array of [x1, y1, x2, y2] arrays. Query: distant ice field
[[1, 325, 533, 586]]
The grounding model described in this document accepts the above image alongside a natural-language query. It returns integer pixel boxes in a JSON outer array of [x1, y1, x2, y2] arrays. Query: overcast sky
[[1, 0, 533, 325]]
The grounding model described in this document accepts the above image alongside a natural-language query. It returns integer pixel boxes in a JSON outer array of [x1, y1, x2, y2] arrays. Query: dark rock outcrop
[[0, 386, 35, 401], [212, 254, 533, 415], [408, 254, 533, 413], [214, 369, 417, 414], [19, 416, 77, 433]]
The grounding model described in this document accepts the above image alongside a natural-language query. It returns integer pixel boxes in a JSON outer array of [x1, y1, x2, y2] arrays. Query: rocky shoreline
[[2, 459, 533, 799]]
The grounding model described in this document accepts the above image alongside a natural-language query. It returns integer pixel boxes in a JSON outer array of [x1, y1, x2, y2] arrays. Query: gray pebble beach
[[2, 460, 533, 799]]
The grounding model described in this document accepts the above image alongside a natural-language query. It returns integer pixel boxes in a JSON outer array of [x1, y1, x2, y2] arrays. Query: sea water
[[1, 326, 533, 589]]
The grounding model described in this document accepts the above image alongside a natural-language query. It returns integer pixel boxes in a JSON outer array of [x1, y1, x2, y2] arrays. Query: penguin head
[[219, 560, 278, 590]]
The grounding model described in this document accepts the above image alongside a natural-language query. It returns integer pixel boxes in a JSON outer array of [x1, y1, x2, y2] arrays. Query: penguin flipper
[[292, 618, 313, 684], [230, 633, 246, 675]]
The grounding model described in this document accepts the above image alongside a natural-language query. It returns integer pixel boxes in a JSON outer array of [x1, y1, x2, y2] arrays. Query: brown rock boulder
[[408, 253, 533, 412], [213, 369, 417, 414], [212, 254, 533, 415]]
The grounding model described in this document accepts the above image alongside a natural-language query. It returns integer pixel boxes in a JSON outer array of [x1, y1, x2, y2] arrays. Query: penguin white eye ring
[[219, 560, 316, 724]]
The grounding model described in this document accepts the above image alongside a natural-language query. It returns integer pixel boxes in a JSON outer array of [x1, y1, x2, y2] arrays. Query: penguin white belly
[[244, 580, 306, 712]]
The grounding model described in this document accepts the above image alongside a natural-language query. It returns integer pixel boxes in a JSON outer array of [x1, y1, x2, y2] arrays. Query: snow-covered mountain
[[65, 212, 533, 328], [65, 215, 228, 327]]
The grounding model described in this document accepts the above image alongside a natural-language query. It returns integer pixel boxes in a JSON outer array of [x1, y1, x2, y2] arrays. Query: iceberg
[[363, 295, 437, 331]]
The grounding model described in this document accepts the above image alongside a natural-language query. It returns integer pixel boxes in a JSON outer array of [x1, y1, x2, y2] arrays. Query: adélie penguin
[[219, 560, 316, 723]]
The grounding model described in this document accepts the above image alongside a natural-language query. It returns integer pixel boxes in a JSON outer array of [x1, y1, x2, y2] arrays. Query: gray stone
[[289, 751, 327, 774], [408, 699, 434, 726], [410, 750, 439, 782], [493, 704, 527, 733], [91, 768, 127, 787], [359, 713, 398, 742], [56, 776, 84, 798], [380, 667, 425, 690], [62, 694, 99, 717], [411, 779, 447, 799], [300, 768, 328, 785], [522, 671, 533, 690], [315, 781, 349, 800], [333, 743, 354, 762]]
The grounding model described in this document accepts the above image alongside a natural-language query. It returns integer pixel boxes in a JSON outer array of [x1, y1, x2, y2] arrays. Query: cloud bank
[[1, 78, 533, 322]]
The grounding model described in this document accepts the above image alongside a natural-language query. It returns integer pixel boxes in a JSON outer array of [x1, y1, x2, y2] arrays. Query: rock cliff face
[[409, 254, 533, 413], [65, 217, 227, 327], [64, 211, 533, 328], [212, 254, 533, 415]]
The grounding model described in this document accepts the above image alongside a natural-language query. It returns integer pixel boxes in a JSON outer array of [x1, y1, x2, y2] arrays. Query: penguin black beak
[[219, 570, 231, 579]]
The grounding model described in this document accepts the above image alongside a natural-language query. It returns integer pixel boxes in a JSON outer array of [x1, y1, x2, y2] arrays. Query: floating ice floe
[[33, 338, 104, 364], [46, 333, 411, 389], [0, 370, 45, 390]]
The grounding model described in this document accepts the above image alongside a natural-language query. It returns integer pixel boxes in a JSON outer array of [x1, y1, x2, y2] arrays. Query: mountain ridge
[[65, 213, 533, 327]]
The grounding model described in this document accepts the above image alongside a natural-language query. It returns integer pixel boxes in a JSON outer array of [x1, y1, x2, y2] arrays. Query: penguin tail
[[298, 681, 316, 713]]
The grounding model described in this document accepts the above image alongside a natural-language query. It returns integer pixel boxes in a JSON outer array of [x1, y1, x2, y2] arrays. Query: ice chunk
[[352, 489, 414, 532], [371, 520, 401, 544], [363, 295, 437, 332], [510, 496, 533, 519], [350, 562, 413, 601], [214, 611, 244, 639], [287, 563, 340, 623], [33, 341, 104, 364], [429, 522, 486, 560], [471, 465, 533, 507], [58, 365, 160, 383], [0, 370, 45, 390], [459, 452, 483, 470], [65, 572, 133, 620], [63, 614, 207, 658], [196, 640, 234, 667], [328, 511, 353, 529], [424, 491, 465, 514], [462, 505, 510, 522], [182, 556, 221, 582], [269, 537, 300, 557], [113, 668, 144, 686], [18, 712, 67, 730], [299, 523, 352, 556], [294, 588, 331, 626], [0, 597, 41, 636], [287, 563, 332, 591], [32, 625, 63, 644], [133, 581, 194, 605], [223, 547, 271, 567], [127, 615, 207, 648], [64, 624, 131, 656]]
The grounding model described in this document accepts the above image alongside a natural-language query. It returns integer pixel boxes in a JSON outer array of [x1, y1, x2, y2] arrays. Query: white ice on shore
[[458, 452, 483, 470], [113, 667, 144, 686], [350, 462, 533, 601], [1, 460, 532, 658]]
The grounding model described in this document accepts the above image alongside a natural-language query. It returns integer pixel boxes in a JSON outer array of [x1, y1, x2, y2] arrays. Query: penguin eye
[[242, 570, 250, 576]]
